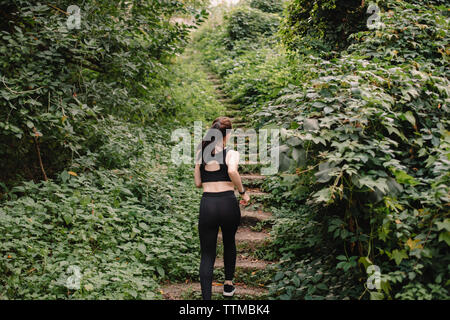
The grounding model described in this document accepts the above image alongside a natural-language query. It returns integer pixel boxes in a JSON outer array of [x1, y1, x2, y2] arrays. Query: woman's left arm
[[227, 150, 250, 205], [227, 150, 244, 192]]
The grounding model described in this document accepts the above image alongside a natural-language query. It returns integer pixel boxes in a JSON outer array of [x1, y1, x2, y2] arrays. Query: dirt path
[[161, 72, 277, 300]]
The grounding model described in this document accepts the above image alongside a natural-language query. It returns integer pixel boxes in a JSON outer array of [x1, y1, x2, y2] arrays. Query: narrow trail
[[161, 72, 278, 300]]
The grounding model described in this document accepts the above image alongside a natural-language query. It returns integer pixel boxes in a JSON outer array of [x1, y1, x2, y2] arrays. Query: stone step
[[227, 104, 243, 110], [215, 92, 227, 98], [241, 174, 267, 181], [236, 188, 268, 197], [160, 282, 268, 300], [240, 174, 266, 188], [229, 117, 246, 124], [218, 227, 269, 245], [225, 110, 240, 117], [240, 209, 272, 224], [218, 98, 233, 104], [214, 255, 272, 270]]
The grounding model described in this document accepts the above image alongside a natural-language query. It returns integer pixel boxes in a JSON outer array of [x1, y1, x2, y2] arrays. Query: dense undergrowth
[[194, 0, 449, 299], [0, 0, 207, 184], [0, 50, 225, 299], [0, 0, 226, 299], [0, 123, 201, 299]]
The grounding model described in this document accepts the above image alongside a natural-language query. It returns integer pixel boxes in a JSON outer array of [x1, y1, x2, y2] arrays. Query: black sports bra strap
[[200, 147, 231, 182]]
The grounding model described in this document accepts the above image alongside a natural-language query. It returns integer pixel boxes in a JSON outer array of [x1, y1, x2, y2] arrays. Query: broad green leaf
[[304, 118, 319, 131], [63, 214, 72, 225], [156, 266, 165, 277], [438, 232, 450, 246], [391, 249, 408, 265], [435, 219, 450, 232], [392, 169, 419, 186], [313, 188, 332, 203], [403, 111, 416, 126], [370, 291, 384, 300]]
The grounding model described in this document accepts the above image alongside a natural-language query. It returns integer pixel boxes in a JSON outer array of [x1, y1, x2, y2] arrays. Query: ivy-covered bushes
[[0, 0, 218, 300], [279, 0, 368, 51], [195, 0, 449, 299], [225, 5, 280, 43], [0, 0, 206, 185], [249, 0, 284, 13], [0, 125, 203, 299], [262, 0, 449, 300]]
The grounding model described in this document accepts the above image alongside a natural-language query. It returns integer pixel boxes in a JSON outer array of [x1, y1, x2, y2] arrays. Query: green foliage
[[268, 253, 361, 300], [164, 47, 227, 124], [1, 0, 448, 301], [0, 1, 225, 298], [195, 0, 450, 300], [194, 5, 288, 108], [225, 6, 280, 44], [249, 0, 284, 13], [0, 125, 203, 299], [267, 0, 449, 300], [279, 0, 367, 51], [0, 0, 207, 184]]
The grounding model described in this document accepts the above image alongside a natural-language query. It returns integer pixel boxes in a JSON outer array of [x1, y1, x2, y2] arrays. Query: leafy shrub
[[0, 125, 203, 299], [279, 0, 368, 51], [194, 5, 289, 106], [249, 0, 284, 13], [95, 119, 145, 170], [196, 0, 450, 300], [268, 253, 361, 300], [164, 48, 227, 124], [260, 0, 450, 299], [0, 0, 206, 185], [225, 6, 280, 43]]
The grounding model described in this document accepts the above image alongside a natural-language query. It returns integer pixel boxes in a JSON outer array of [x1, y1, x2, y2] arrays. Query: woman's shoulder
[[225, 148, 239, 162], [225, 148, 239, 155]]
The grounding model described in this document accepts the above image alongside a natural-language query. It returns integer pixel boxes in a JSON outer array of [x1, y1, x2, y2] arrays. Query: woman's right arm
[[194, 150, 202, 188], [194, 164, 202, 188]]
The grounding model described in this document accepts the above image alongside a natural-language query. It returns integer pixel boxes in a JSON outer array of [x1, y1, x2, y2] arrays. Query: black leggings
[[198, 190, 241, 300]]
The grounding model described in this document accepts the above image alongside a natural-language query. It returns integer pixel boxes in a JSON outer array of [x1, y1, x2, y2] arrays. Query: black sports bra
[[200, 148, 232, 183]]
